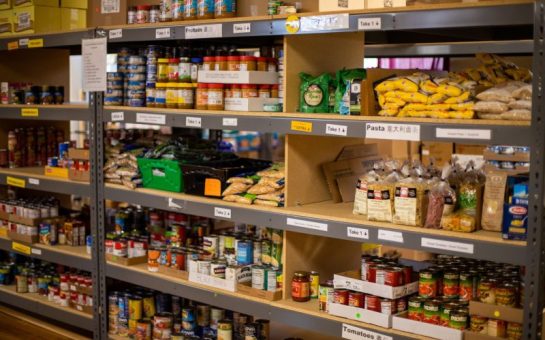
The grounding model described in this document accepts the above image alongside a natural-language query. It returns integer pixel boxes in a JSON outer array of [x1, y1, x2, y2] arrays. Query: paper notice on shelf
[[326, 124, 348, 136], [156, 28, 171, 39], [287, 218, 328, 232], [347, 227, 369, 240], [101, 0, 120, 14], [28, 178, 39, 186], [342, 323, 393, 340], [214, 207, 231, 219], [421, 237, 474, 254], [436, 128, 491, 140], [111, 111, 124, 121], [365, 123, 420, 141], [223, 118, 238, 127], [136, 113, 166, 125], [31, 248, 42, 255], [300, 14, 349, 32], [109, 29, 122, 40], [233, 23, 251, 34], [185, 24, 222, 39], [6, 176, 25, 188], [358, 17, 382, 30], [378, 229, 404, 243], [189, 271, 237, 292], [12, 242, 31, 255], [82, 37, 107, 92]]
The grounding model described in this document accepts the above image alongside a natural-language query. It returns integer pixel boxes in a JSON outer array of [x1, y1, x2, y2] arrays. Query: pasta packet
[[367, 161, 400, 223], [424, 165, 456, 229], [393, 166, 428, 227], [353, 162, 381, 216]]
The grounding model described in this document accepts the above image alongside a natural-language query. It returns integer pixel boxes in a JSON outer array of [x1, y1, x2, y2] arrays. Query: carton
[[469, 301, 523, 323], [224, 98, 279, 112], [481, 170, 508, 231], [44, 166, 69, 178], [502, 182, 529, 241], [329, 303, 392, 328], [392, 312, 463, 340], [421, 142, 453, 167], [68, 148, 90, 160], [61, 8, 86, 30], [197, 71, 279, 85], [69, 169, 90, 182], [106, 253, 147, 266], [87, 0, 127, 27], [8, 230, 38, 243], [333, 270, 418, 299], [319, 0, 365, 12], [13, 5, 61, 34], [60, 0, 87, 9]]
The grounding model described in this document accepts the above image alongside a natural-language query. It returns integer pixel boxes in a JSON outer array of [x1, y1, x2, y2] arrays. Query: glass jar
[[178, 83, 195, 109], [128, 6, 137, 24], [240, 56, 257, 71], [150, 5, 160, 23], [231, 84, 241, 98], [196, 83, 208, 110], [227, 56, 240, 71], [155, 83, 167, 108], [172, 0, 184, 20], [146, 86, 156, 108], [157, 58, 169, 82], [184, 0, 197, 19], [168, 58, 180, 82], [214, 0, 236, 18], [215, 56, 228, 71], [291, 271, 311, 302], [258, 85, 270, 99], [224, 84, 232, 98], [166, 83, 178, 108], [178, 57, 192, 82], [197, 0, 214, 19], [203, 56, 216, 71], [257, 57, 268, 72], [271, 84, 279, 98], [241, 84, 258, 98], [136, 5, 150, 24], [160, 0, 173, 21], [207, 83, 224, 110], [190, 57, 202, 82], [268, 58, 277, 72], [41, 85, 54, 104]]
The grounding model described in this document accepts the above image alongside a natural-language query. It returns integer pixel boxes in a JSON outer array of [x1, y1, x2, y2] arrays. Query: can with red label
[[334, 289, 349, 305], [380, 298, 396, 315], [385, 267, 403, 287], [375, 264, 388, 285], [367, 265, 378, 283], [366, 295, 381, 312], [348, 291, 364, 308], [396, 297, 407, 312]]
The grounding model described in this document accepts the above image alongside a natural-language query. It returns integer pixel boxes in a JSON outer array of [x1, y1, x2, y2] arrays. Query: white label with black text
[[287, 218, 328, 232], [31, 248, 42, 255], [111, 111, 124, 121], [342, 323, 393, 340], [109, 29, 122, 39], [19, 38, 28, 46], [378, 229, 404, 243], [436, 128, 491, 140], [155, 27, 171, 39], [28, 178, 39, 186], [301, 14, 349, 32], [326, 124, 348, 136], [186, 116, 202, 128], [347, 227, 369, 240], [168, 198, 183, 210], [233, 23, 251, 34], [185, 24, 222, 39], [358, 17, 382, 30], [366, 123, 420, 141], [214, 207, 231, 219], [421, 237, 474, 254], [223, 118, 238, 127], [136, 113, 166, 125]]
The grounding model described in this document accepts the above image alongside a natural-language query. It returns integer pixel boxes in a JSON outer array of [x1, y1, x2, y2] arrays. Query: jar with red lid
[[241, 84, 258, 98], [168, 58, 180, 82], [258, 85, 270, 98], [231, 84, 242, 98], [224, 84, 233, 98], [271, 84, 279, 98], [240, 56, 257, 71], [291, 271, 311, 302], [227, 56, 240, 71], [196, 83, 208, 110], [207, 83, 224, 110], [203, 56, 216, 71], [215, 56, 228, 71], [257, 57, 268, 71], [136, 5, 151, 24]]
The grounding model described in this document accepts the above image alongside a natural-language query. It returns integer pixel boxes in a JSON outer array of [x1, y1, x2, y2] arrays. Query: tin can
[[153, 312, 173, 339], [380, 298, 396, 315], [253, 239, 262, 264], [396, 297, 407, 312], [266, 268, 277, 291], [348, 291, 364, 308], [182, 307, 196, 331], [109, 292, 119, 314], [197, 260, 211, 275], [422, 300, 441, 324], [478, 278, 497, 304], [197, 304, 210, 327], [470, 315, 488, 334], [495, 282, 517, 307], [118, 293, 129, 319], [334, 289, 349, 305], [142, 292, 156, 318], [367, 264, 378, 283], [261, 239, 271, 265], [211, 259, 227, 279], [217, 319, 233, 340], [385, 267, 403, 287], [449, 310, 468, 330], [443, 271, 460, 298], [419, 270, 438, 298], [128, 295, 143, 320], [172, 316, 181, 333], [203, 235, 219, 257], [319, 281, 334, 312], [440, 302, 458, 327], [108, 314, 118, 335], [459, 271, 473, 301], [113, 238, 128, 257], [487, 319, 507, 337], [310, 271, 319, 298], [366, 295, 381, 312], [256, 319, 270, 340], [244, 323, 259, 340], [118, 317, 129, 337], [128, 319, 138, 337], [506, 322, 522, 340], [210, 308, 225, 330], [375, 264, 388, 284], [252, 266, 265, 290], [360, 255, 374, 281], [236, 239, 253, 265]]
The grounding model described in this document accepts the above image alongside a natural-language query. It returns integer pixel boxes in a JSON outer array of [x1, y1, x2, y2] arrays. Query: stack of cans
[[105, 72, 123, 106], [117, 48, 131, 106], [126, 55, 147, 107], [146, 45, 161, 108]]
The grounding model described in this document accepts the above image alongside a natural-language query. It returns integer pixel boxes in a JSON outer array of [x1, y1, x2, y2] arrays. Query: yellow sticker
[[291, 120, 313, 133], [285, 15, 301, 34], [7, 41, 18, 50], [21, 108, 39, 117], [494, 310, 501, 318], [28, 38, 44, 48], [12, 241, 31, 255], [6, 176, 25, 188]]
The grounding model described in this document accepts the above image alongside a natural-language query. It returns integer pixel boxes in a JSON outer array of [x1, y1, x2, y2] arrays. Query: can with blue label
[[236, 239, 253, 265], [58, 142, 70, 160], [214, 0, 235, 17], [47, 157, 58, 167], [182, 307, 196, 331], [197, 0, 214, 18], [118, 293, 130, 319]]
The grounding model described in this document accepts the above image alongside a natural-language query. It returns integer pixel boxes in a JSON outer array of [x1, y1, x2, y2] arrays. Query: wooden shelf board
[[0, 104, 89, 110]]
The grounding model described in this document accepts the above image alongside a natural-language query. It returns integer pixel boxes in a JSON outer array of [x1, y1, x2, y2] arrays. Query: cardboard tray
[[392, 312, 463, 340], [70, 301, 93, 315], [469, 300, 523, 323], [44, 166, 69, 179], [334, 270, 418, 299], [463, 331, 504, 340], [329, 302, 392, 328], [8, 230, 38, 244], [224, 98, 279, 112], [197, 71, 279, 85], [483, 150, 530, 163], [68, 169, 90, 182], [105, 253, 147, 266], [236, 283, 282, 301], [157, 266, 189, 280]]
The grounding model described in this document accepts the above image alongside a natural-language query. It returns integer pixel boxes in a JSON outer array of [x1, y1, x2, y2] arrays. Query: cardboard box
[[0, 10, 12, 36], [157, 266, 189, 280], [61, 8, 86, 30], [106, 253, 147, 266], [69, 169, 90, 182], [319, 0, 365, 12], [463, 331, 503, 340], [333, 270, 418, 299], [69, 148, 90, 160], [8, 230, 38, 243], [380, 245, 434, 261], [502, 179, 528, 241], [13, 5, 61, 34], [236, 283, 282, 301], [13, 0, 57, 8], [87, 0, 126, 27], [0, 0, 10, 11], [392, 312, 463, 340], [198, 71, 279, 85], [224, 98, 279, 112], [455, 144, 486, 156], [60, 0, 87, 9], [329, 303, 392, 327], [421, 142, 453, 167], [44, 166, 69, 178], [469, 301, 523, 323]]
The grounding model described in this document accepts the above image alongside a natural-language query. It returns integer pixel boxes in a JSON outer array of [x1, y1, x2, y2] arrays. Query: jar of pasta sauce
[[136, 5, 151, 24], [292, 271, 311, 302]]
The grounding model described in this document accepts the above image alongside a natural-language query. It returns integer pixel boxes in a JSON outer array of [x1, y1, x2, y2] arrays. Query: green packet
[[299, 72, 331, 113]]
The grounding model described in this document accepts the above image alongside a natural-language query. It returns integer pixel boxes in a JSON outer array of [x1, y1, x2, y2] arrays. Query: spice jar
[[214, 0, 236, 18], [241, 84, 258, 98], [196, 83, 209, 110], [160, 0, 173, 21], [215, 56, 228, 71], [240, 56, 257, 71], [292, 271, 311, 302], [168, 58, 180, 82], [157, 58, 169, 82], [258, 85, 270, 98], [136, 5, 151, 24], [224, 84, 233, 98], [190, 57, 202, 82], [231, 84, 241, 98], [178, 57, 192, 82], [184, 0, 197, 19], [155, 83, 167, 108], [150, 5, 160, 23], [271, 84, 279, 98], [203, 56, 216, 71], [268, 58, 277, 72], [257, 57, 268, 72], [178, 83, 195, 109], [197, 0, 214, 19], [227, 56, 240, 71], [207, 83, 224, 110], [128, 6, 137, 24]]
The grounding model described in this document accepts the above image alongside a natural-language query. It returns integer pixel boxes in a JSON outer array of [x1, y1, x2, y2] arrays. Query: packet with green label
[[299, 72, 331, 113], [335, 68, 366, 115]]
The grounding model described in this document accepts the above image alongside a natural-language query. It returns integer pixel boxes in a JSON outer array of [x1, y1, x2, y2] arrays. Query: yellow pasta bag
[[450, 102, 474, 111], [449, 110, 475, 119], [428, 93, 448, 104], [428, 103, 451, 111], [385, 97, 406, 106], [476, 53, 497, 65], [420, 80, 439, 94], [383, 103, 401, 110], [398, 91, 428, 104], [378, 109, 398, 117], [394, 78, 419, 92], [404, 103, 427, 111], [428, 111, 450, 119], [447, 72, 467, 84], [378, 94, 386, 107], [407, 110, 428, 118], [437, 83, 463, 97], [444, 91, 470, 104], [375, 80, 397, 93], [466, 68, 482, 82], [384, 91, 400, 98]]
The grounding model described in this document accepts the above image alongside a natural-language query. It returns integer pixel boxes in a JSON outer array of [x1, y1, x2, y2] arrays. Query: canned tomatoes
[[348, 291, 364, 308], [334, 289, 349, 305], [366, 295, 381, 312], [384, 267, 403, 287], [422, 300, 441, 324], [419, 270, 438, 298]]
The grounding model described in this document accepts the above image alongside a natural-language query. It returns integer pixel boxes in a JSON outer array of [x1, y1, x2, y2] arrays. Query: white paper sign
[[233, 23, 251, 34], [101, 0, 120, 14], [185, 24, 223, 39], [136, 113, 166, 125], [365, 123, 420, 141], [223, 118, 238, 127], [326, 124, 348, 136], [358, 17, 382, 30], [214, 207, 231, 219], [342, 323, 393, 340], [82, 37, 107, 92], [19, 38, 28, 47], [287, 218, 328, 232], [28, 178, 40, 185], [378, 229, 404, 243], [31, 248, 42, 255], [111, 111, 124, 121], [186, 116, 202, 128], [421, 237, 474, 254], [155, 27, 171, 39], [301, 14, 349, 32], [109, 29, 122, 40], [436, 128, 491, 140], [347, 227, 369, 240], [188, 271, 236, 292]]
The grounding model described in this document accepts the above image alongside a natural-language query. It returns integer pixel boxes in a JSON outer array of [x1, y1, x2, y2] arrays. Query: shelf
[[106, 262, 419, 340], [0, 285, 93, 331], [0, 167, 90, 196], [0, 104, 91, 121], [103, 106, 531, 145], [105, 184, 526, 265], [0, 29, 94, 51], [0, 236, 92, 271]]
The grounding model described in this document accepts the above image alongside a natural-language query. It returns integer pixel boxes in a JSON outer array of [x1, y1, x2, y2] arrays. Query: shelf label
[[12, 242, 31, 255], [366, 123, 420, 141], [233, 23, 251, 34], [136, 113, 166, 125], [21, 108, 38, 117], [358, 17, 382, 31], [421, 237, 474, 254], [342, 323, 392, 340], [168, 198, 184, 210], [111, 111, 124, 121], [285, 15, 301, 34], [31, 248, 42, 255], [287, 218, 328, 232], [82, 37, 107, 92], [185, 24, 222, 39], [19, 38, 28, 47], [436, 128, 491, 140], [291, 121, 313, 133], [6, 176, 25, 188], [326, 124, 348, 136], [28, 38, 43, 48], [155, 27, 171, 39], [186, 116, 202, 128], [214, 207, 231, 219], [223, 118, 238, 127], [7, 41, 18, 50], [378, 229, 404, 243], [109, 29, 123, 40], [28, 178, 39, 186], [347, 227, 369, 240], [189, 271, 236, 292], [301, 14, 349, 32]]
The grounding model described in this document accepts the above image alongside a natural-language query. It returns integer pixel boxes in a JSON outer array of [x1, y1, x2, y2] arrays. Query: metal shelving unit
[[0, 168, 91, 196]]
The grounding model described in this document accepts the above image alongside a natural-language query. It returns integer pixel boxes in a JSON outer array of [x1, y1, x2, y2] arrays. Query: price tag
[[136, 113, 166, 125], [233, 23, 251, 34], [31, 248, 42, 255], [358, 17, 382, 30], [300, 14, 349, 32], [342, 324, 392, 340], [28, 38, 43, 48], [28, 178, 40, 185], [326, 124, 348, 136], [7, 41, 18, 50], [365, 122, 420, 141], [287, 218, 328, 232], [186, 116, 202, 128], [19, 38, 29, 47], [436, 128, 491, 140], [12, 242, 31, 255], [291, 121, 313, 133], [7, 176, 25, 188], [421, 237, 474, 254], [109, 29, 123, 40], [155, 27, 171, 39], [347, 227, 369, 240], [223, 118, 238, 127], [185, 24, 222, 39], [214, 207, 231, 219], [168, 198, 184, 210], [21, 108, 39, 117], [111, 111, 124, 121], [377, 229, 404, 243]]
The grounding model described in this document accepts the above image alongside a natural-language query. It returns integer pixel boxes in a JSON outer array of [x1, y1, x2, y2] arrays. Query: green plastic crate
[[137, 158, 185, 193]]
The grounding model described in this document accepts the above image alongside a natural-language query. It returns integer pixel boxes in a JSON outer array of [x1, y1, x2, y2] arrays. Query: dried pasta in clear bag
[[501, 109, 531, 120], [474, 101, 509, 114], [425, 165, 456, 229], [508, 100, 531, 110]]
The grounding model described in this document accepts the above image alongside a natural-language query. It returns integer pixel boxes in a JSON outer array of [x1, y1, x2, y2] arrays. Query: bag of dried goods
[[476, 81, 524, 103], [257, 163, 285, 179], [223, 193, 256, 205], [393, 165, 428, 227], [300, 72, 331, 113], [512, 85, 532, 100], [501, 109, 531, 120], [425, 165, 457, 229], [334, 68, 366, 115], [367, 161, 400, 223], [353, 162, 381, 216]]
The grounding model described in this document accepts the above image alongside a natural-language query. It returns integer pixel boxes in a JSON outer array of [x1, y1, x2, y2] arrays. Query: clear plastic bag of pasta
[[393, 166, 428, 227], [425, 165, 456, 229], [367, 161, 400, 223], [353, 163, 382, 216]]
